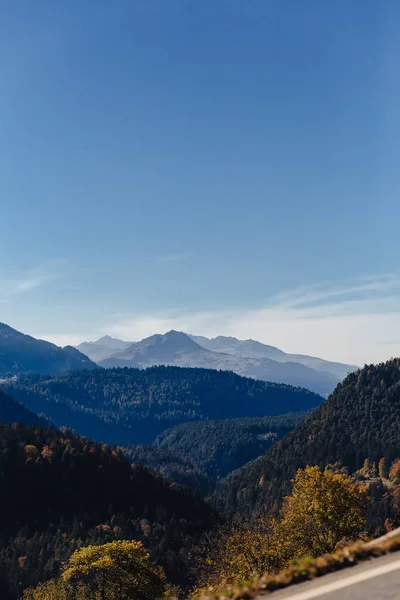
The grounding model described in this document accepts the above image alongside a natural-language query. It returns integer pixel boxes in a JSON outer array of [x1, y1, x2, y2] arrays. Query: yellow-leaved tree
[[23, 540, 171, 600], [191, 511, 281, 591], [279, 465, 368, 559], [22, 579, 67, 600]]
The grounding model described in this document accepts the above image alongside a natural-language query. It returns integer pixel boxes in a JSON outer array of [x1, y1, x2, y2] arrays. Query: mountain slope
[[156, 412, 305, 480], [0, 323, 97, 377], [99, 331, 339, 396], [95, 335, 131, 350], [3, 366, 323, 445], [212, 359, 400, 516], [0, 421, 217, 599], [0, 389, 49, 427], [190, 334, 357, 380], [121, 444, 214, 496], [76, 336, 132, 362]]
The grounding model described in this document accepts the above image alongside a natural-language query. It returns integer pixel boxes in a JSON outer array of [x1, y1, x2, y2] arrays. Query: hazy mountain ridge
[[0, 323, 97, 377], [97, 331, 340, 396], [190, 334, 357, 380], [76, 336, 132, 362]]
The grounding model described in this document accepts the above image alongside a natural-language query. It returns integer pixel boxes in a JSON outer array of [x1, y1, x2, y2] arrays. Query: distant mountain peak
[[98, 330, 211, 367], [132, 330, 204, 352], [93, 335, 131, 347], [163, 330, 196, 341], [95, 335, 124, 344], [138, 330, 198, 344], [74, 335, 132, 362]]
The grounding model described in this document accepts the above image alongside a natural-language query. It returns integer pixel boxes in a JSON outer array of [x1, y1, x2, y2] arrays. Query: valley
[[3, 3, 393, 597]]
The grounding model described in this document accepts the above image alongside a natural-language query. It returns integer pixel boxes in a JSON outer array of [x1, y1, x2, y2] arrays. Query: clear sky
[[1, 0, 400, 365]]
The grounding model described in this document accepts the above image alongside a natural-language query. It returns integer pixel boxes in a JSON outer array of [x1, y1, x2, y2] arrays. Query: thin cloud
[[15, 277, 49, 293], [0, 259, 68, 301], [270, 274, 400, 311]]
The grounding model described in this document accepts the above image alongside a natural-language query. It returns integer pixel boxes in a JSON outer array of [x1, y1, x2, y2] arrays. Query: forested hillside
[[0, 422, 217, 600], [0, 389, 49, 428], [4, 366, 322, 444], [156, 413, 305, 480], [213, 360, 400, 515], [121, 444, 214, 496], [4, 362, 400, 598], [0, 323, 96, 377]]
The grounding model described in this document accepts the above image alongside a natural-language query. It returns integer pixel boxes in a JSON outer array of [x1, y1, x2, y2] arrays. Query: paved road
[[257, 551, 400, 599]]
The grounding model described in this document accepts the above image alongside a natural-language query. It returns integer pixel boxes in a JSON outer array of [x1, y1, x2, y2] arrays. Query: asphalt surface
[[256, 551, 400, 599]]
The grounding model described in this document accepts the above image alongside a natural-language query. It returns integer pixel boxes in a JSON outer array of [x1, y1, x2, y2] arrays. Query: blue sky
[[1, 0, 400, 364]]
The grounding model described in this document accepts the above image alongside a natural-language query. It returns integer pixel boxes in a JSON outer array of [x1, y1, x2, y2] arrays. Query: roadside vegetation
[[191, 465, 368, 598]]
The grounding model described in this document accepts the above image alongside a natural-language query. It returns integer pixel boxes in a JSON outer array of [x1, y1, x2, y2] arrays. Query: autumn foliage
[[278, 465, 368, 559], [191, 465, 368, 595], [23, 541, 169, 600]]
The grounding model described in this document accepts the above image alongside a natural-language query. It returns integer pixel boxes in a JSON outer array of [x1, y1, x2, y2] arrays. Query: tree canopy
[[24, 541, 168, 600], [279, 466, 368, 558], [155, 413, 305, 481]]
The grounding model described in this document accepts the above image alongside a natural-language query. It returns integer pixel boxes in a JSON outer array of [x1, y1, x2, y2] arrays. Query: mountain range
[[0, 322, 97, 377], [0, 321, 355, 396], [190, 334, 357, 380], [78, 330, 356, 396]]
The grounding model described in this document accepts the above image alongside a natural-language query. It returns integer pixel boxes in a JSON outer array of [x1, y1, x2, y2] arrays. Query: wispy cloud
[[102, 274, 400, 366], [14, 278, 45, 292], [0, 259, 68, 301], [269, 274, 400, 312]]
